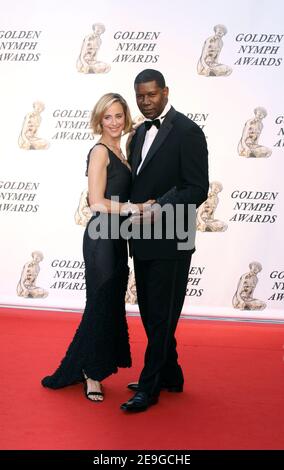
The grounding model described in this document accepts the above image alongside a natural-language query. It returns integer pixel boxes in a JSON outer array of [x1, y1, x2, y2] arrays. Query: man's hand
[[130, 201, 161, 225]]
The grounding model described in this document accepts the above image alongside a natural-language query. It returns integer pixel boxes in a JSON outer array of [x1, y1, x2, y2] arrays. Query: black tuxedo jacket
[[129, 106, 209, 259]]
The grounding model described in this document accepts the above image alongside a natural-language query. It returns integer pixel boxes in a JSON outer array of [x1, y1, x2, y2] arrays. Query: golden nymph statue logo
[[125, 270, 137, 305], [18, 102, 49, 150], [77, 23, 111, 74], [238, 107, 272, 158], [75, 189, 92, 226], [197, 24, 232, 77], [17, 251, 48, 298], [233, 262, 266, 310], [197, 182, 227, 232]]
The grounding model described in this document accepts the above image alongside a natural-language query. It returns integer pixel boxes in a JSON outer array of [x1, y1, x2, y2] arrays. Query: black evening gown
[[42, 143, 132, 388]]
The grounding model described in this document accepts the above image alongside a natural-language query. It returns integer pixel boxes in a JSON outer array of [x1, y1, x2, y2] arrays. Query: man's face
[[135, 80, 168, 120]]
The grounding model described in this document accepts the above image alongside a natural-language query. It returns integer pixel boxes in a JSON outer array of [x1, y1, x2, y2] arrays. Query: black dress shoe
[[127, 382, 140, 392], [120, 392, 159, 412], [127, 382, 183, 393]]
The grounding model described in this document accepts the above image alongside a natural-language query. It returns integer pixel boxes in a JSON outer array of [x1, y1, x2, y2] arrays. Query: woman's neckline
[[96, 142, 131, 171]]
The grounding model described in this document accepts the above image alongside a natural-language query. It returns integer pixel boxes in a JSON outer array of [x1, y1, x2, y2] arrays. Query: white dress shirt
[[137, 101, 172, 174]]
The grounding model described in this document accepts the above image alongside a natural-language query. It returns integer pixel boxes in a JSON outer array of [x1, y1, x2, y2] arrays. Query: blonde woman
[[42, 93, 147, 402]]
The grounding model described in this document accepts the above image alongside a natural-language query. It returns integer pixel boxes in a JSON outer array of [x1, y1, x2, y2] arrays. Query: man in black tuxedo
[[121, 69, 209, 412]]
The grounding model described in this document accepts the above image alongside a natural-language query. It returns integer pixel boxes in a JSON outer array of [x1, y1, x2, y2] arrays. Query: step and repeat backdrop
[[0, 0, 283, 320]]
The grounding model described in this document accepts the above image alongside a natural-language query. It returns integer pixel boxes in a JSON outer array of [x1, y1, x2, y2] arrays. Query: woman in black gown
[[42, 93, 144, 401]]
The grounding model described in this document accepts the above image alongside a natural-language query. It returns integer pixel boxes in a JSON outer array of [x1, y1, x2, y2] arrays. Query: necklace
[[100, 141, 128, 165]]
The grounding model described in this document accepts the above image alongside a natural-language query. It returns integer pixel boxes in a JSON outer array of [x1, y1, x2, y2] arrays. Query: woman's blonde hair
[[90, 93, 132, 135]]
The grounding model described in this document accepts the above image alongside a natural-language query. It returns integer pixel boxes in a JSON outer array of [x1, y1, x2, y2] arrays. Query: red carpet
[[1, 307, 284, 450]]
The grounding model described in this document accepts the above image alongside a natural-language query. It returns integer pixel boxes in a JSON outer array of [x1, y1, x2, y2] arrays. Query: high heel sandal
[[83, 372, 104, 402]]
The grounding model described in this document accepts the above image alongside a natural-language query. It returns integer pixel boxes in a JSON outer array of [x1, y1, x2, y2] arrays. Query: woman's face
[[101, 101, 125, 139]]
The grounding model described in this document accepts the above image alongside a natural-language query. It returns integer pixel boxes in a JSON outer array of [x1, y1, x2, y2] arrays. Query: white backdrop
[[0, 0, 283, 320]]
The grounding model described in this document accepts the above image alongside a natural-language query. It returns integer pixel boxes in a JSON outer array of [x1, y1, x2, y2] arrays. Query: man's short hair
[[134, 69, 166, 88]]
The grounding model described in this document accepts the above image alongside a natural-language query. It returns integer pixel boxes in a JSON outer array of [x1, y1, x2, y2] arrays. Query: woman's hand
[[135, 199, 156, 212], [120, 200, 156, 216]]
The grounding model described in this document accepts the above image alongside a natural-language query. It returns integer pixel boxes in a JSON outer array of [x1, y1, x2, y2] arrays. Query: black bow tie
[[144, 119, 160, 131]]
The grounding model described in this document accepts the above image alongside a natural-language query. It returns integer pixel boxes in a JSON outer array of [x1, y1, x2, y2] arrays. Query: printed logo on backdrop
[[232, 262, 266, 311], [18, 102, 49, 150], [268, 271, 284, 302], [17, 251, 48, 298], [125, 271, 137, 305], [77, 23, 110, 73], [113, 30, 160, 64], [230, 190, 278, 223], [186, 113, 209, 135], [235, 33, 283, 67], [50, 260, 85, 290], [0, 181, 40, 213], [197, 182, 227, 232], [274, 115, 284, 148], [49, 259, 137, 303], [0, 30, 41, 62], [132, 115, 146, 127], [75, 189, 92, 226], [238, 107, 272, 158], [52, 109, 95, 141], [197, 25, 232, 77], [186, 266, 205, 298]]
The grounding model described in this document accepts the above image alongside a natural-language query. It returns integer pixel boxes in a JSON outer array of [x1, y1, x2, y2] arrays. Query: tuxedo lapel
[[131, 125, 147, 180], [138, 106, 177, 175]]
